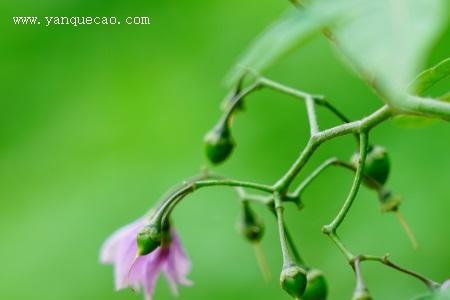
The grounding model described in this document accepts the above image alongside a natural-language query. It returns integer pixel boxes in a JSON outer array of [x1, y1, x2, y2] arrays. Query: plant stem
[[221, 80, 262, 123], [274, 106, 391, 193], [293, 157, 339, 197], [240, 193, 273, 205], [359, 255, 440, 289], [194, 179, 273, 192], [328, 232, 354, 261], [222, 75, 357, 135], [274, 139, 319, 193], [292, 158, 383, 199], [274, 192, 296, 267], [305, 96, 319, 135], [351, 257, 370, 296], [155, 179, 273, 224], [258, 77, 354, 126], [323, 132, 368, 233], [284, 223, 305, 265]]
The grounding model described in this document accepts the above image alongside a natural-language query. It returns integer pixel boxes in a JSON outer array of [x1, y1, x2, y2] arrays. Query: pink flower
[[100, 218, 192, 300]]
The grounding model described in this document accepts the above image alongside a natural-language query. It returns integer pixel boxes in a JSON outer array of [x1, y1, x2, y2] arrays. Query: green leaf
[[439, 91, 450, 102], [394, 58, 450, 128], [333, 0, 447, 100], [393, 115, 435, 129], [226, 0, 356, 84], [410, 58, 450, 95], [229, 0, 447, 110], [411, 288, 450, 300]]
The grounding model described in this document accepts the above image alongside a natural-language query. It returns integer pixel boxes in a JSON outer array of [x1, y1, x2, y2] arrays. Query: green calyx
[[377, 189, 402, 213], [352, 287, 373, 300], [204, 122, 235, 165], [239, 202, 264, 243], [136, 223, 163, 256], [302, 269, 328, 300], [280, 264, 308, 299], [351, 145, 390, 189]]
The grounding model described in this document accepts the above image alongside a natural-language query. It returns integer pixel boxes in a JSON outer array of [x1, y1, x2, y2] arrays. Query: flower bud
[[280, 264, 308, 299], [352, 287, 373, 300], [239, 202, 264, 243], [204, 122, 234, 164], [137, 223, 162, 256], [377, 189, 401, 213], [351, 145, 390, 189], [302, 269, 328, 300]]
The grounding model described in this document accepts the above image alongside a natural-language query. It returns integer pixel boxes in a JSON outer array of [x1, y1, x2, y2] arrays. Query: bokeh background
[[0, 1, 449, 300]]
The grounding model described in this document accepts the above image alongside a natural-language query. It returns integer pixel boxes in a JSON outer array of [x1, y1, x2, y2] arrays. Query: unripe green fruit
[[351, 145, 390, 189], [137, 223, 162, 255], [240, 203, 264, 242], [280, 264, 308, 299], [204, 123, 234, 165], [302, 269, 328, 300]]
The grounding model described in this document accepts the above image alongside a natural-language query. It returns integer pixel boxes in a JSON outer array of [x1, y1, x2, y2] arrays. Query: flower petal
[[142, 250, 167, 300], [171, 233, 193, 285], [114, 239, 139, 290], [162, 248, 180, 295], [100, 218, 143, 264]]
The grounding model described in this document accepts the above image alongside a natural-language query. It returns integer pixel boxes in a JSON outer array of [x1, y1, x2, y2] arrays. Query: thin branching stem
[[274, 192, 296, 267], [222, 76, 357, 134], [273, 106, 391, 192], [149, 74, 439, 293], [323, 132, 368, 233], [358, 254, 440, 290], [305, 96, 319, 135], [292, 158, 383, 199]]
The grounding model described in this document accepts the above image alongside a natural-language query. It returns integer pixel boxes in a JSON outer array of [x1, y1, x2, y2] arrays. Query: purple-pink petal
[[100, 218, 193, 300], [100, 218, 144, 264]]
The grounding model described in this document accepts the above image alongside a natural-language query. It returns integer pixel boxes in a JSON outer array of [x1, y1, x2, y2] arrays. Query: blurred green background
[[0, 1, 449, 300]]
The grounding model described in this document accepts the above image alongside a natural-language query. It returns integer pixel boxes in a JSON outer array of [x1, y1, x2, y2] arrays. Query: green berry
[[351, 145, 390, 189], [280, 264, 308, 299], [204, 123, 234, 164], [137, 223, 162, 255], [302, 269, 328, 300]]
